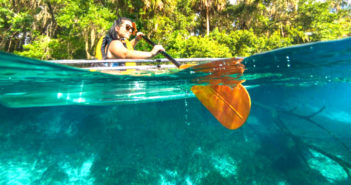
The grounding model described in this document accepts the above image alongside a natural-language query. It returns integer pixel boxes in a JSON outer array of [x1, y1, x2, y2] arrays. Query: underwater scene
[[1, 37, 351, 184]]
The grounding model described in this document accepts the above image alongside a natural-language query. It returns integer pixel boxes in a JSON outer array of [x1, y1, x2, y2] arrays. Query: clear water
[[0, 38, 351, 184]]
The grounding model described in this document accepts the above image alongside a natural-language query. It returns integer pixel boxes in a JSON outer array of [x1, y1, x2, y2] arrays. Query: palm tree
[[191, 0, 227, 35]]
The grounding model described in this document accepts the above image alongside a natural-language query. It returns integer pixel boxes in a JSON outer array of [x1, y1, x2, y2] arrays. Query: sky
[[229, 0, 236, 5]]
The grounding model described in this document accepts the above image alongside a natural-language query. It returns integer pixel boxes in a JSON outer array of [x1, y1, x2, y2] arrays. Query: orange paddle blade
[[191, 84, 251, 130], [192, 58, 245, 87], [179, 64, 196, 70]]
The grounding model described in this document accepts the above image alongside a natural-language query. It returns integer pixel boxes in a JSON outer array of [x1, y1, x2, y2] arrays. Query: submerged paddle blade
[[191, 84, 251, 130]]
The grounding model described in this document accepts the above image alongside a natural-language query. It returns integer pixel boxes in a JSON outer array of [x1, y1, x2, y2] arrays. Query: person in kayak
[[96, 17, 165, 60]]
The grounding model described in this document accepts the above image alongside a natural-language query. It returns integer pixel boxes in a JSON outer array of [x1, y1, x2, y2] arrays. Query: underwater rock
[[308, 149, 348, 183]]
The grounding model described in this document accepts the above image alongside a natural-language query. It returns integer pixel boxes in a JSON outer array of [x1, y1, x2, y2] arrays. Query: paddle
[[142, 36, 251, 129], [142, 35, 181, 67]]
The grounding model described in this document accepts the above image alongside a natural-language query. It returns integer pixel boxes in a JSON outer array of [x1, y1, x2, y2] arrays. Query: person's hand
[[151, 45, 165, 57], [135, 32, 144, 41]]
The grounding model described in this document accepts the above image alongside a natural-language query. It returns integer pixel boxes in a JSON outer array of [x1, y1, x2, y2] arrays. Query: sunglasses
[[125, 25, 135, 33]]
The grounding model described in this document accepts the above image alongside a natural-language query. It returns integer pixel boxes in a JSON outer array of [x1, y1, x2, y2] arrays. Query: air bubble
[[286, 56, 290, 61]]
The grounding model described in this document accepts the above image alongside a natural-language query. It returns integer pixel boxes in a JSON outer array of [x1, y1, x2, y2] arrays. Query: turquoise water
[[0, 38, 351, 184]]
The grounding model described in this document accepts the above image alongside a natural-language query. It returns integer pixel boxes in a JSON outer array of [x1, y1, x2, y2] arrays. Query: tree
[[2, 0, 351, 60], [190, 0, 227, 35]]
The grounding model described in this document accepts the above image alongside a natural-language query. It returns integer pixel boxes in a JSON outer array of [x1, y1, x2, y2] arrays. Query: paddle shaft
[[142, 35, 181, 68]]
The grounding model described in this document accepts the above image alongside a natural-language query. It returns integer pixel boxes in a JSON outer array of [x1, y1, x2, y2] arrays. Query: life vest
[[95, 35, 136, 71]]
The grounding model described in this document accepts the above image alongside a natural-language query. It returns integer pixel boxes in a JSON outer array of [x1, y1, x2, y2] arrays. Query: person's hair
[[108, 17, 132, 40]]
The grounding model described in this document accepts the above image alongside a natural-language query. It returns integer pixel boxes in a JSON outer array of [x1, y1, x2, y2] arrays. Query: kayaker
[[96, 17, 165, 61]]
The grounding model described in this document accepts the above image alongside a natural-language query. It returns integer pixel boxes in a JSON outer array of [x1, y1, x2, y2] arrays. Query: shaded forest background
[[0, 0, 350, 60]]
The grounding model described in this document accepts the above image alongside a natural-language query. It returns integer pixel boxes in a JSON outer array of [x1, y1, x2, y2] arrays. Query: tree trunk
[[90, 29, 95, 53], [7, 39, 12, 52], [206, 6, 210, 36], [85, 38, 91, 59], [46, 1, 57, 37]]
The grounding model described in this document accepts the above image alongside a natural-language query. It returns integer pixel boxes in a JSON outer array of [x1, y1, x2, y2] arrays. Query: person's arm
[[130, 38, 139, 49], [130, 32, 143, 48], [108, 40, 164, 59]]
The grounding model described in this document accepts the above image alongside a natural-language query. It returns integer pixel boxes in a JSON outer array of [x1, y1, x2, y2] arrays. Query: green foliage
[[1, 0, 351, 59], [184, 36, 232, 58], [15, 36, 69, 60], [263, 31, 293, 51], [296, 0, 351, 41], [0, 0, 34, 52], [164, 32, 232, 58], [55, 0, 115, 58], [209, 28, 292, 57]]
